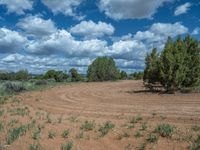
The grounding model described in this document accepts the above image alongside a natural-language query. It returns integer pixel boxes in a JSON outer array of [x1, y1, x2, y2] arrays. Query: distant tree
[[15, 70, 31, 81], [87, 57, 120, 81], [43, 70, 68, 82], [69, 68, 82, 82], [131, 72, 144, 80], [120, 71, 128, 79]]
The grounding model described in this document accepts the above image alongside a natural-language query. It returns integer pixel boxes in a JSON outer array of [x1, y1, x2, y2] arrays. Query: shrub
[[155, 124, 174, 137], [28, 143, 42, 150], [134, 131, 142, 138], [60, 141, 73, 150], [80, 120, 95, 131], [69, 68, 83, 82], [32, 128, 41, 140], [130, 114, 142, 124], [48, 130, 56, 139], [146, 134, 158, 143], [62, 129, 70, 138], [7, 124, 30, 144], [87, 57, 120, 81], [0, 121, 3, 132], [191, 125, 200, 132], [99, 121, 115, 136], [3, 81, 26, 93], [34, 80, 48, 85]]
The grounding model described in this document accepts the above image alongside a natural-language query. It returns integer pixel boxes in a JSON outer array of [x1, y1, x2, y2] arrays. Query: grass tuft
[[99, 121, 115, 137]]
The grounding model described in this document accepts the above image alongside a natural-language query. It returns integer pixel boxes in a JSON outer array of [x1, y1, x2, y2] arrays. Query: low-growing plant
[[60, 141, 73, 150], [6, 124, 30, 144], [3, 81, 26, 93], [141, 122, 147, 131], [46, 112, 52, 123], [32, 128, 41, 140], [0, 96, 9, 104], [58, 114, 63, 123], [191, 125, 200, 132], [9, 107, 29, 116], [68, 116, 78, 122], [76, 131, 84, 139], [80, 120, 95, 131], [0, 121, 3, 132], [134, 131, 142, 138], [28, 143, 42, 150], [146, 133, 158, 143], [138, 143, 146, 150], [99, 121, 115, 136], [130, 114, 142, 124], [48, 130, 56, 139], [155, 124, 174, 137], [8, 119, 19, 127], [62, 129, 70, 138], [190, 135, 200, 150], [124, 143, 133, 150], [0, 109, 4, 116]]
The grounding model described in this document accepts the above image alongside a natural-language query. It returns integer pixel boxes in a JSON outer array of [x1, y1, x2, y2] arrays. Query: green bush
[[99, 121, 115, 136], [80, 120, 95, 131], [62, 129, 70, 138], [154, 124, 174, 137], [60, 141, 73, 150], [3, 81, 26, 93]]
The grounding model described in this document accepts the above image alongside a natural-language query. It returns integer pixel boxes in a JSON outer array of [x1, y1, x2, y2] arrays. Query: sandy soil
[[1, 80, 200, 150]]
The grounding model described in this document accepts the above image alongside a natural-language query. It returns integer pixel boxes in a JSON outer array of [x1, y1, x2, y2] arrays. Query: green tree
[[15, 70, 31, 81], [87, 57, 120, 81], [120, 71, 128, 79], [69, 68, 82, 82], [143, 48, 160, 89]]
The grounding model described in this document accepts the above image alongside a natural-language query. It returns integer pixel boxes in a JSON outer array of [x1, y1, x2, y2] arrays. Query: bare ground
[[1, 80, 200, 150]]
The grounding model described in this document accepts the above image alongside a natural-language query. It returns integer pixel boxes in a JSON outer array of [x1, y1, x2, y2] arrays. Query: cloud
[[0, 53, 92, 74], [192, 27, 200, 35], [174, 2, 192, 16], [26, 29, 108, 57], [0, 28, 27, 53], [0, 0, 33, 15], [41, 0, 84, 20], [70, 20, 115, 38], [17, 15, 57, 38], [98, 0, 173, 20]]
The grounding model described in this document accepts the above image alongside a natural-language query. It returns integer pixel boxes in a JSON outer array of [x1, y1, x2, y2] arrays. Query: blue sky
[[0, 0, 199, 74]]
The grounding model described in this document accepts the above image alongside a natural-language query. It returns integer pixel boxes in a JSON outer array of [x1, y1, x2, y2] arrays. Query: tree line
[[0, 57, 144, 82]]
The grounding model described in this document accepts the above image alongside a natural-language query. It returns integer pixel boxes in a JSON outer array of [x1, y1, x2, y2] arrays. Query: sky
[[0, 0, 200, 74]]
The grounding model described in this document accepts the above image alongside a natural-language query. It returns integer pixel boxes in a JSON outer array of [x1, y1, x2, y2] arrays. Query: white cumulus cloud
[[0, 0, 33, 15], [70, 20, 115, 38], [98, 0, 173, 20], [174, 2, 192, 16]]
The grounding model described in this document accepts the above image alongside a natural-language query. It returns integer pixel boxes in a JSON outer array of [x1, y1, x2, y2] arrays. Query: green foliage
[[134, 131, 142, 138], [98, 121, 115, 136], [44, 70, 68, 82], [0, 121, 3, 132], [190, 135, 200, 150], [69, 68, 83, 82], [87, 57, 120, 81], [143, 35, 200, 92], [48, 130, 56, 139], [9, 107, 29, 116], [60, 141, 73, 150], [6, 124, 30, 144], [62, 129, 70, 138], [3, 81, 26, 93], [120, 71, 128, 79], [15, 70, 31, 81], [32, 128, 41, 140], [130, 114, 142, 124], [146, 133, 158, 143], [80, 120, 95, 131], [28, 143, 42, 150], [191, 125, 200, 132], [154, 124, 174, 137], [130, 72, 144, 80]]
